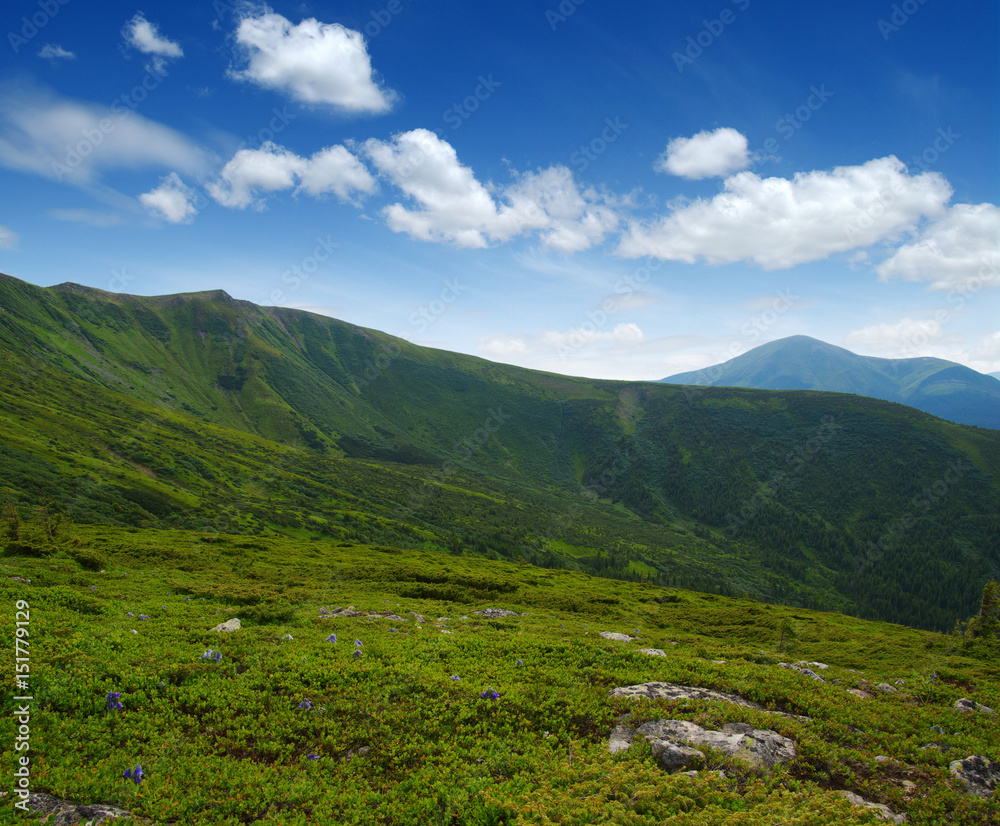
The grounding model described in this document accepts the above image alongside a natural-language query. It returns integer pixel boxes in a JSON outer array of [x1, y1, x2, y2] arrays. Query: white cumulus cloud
[[207, 141, 375, 210], [230, 9, 396, 114], [619, 156, 952, 269], [655, 127, 750, 179], [140, 172, 199, 223], [123, 12, 183, 57], [877, 203, 1000, 291], [362, 129, 618, 250]]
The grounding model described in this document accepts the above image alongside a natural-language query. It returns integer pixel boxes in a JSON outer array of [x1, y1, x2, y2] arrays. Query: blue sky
[[1, 0, 997, 380]]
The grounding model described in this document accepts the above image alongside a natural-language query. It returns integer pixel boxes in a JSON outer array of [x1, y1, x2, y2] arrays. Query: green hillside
[[661, 335, 1000, 430], [1, 273, 999, 631], [1, 524, 997, 825]]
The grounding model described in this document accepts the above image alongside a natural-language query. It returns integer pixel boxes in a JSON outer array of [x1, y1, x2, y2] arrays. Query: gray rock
[[406, 611, 426, 623], [838, 790, 907, 823], [954, 698, 995, 715], [211, 618, 241, 632], [949, 754, 1000, 798], [648, 739, 705, 772], [608, 721, 634, 754], [638, 648, 667, 657], [846, 688, 873, 699], [600, 632, 634, 642], [610, 681, 807, 719], [874, 683, 897, 694], [19, 792, 140, 825], [612, 718, 796, 771], [473, 608, 527, 618], [778, 662, 825, 683], [793, 660, 829, 671]]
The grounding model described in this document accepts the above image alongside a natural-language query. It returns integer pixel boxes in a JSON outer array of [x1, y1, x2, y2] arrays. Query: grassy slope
[[1, 524, 997, 825], [1, 273, 999, 631]]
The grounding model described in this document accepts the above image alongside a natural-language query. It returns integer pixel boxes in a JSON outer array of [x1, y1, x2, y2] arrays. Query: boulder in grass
[[600, 632, 634, 642], [949, 754, 1000, 799], [610, 717, 796, 772], [838, 790, 907, 824], [954, 698, 995, 715], [211, 618, 241, 632], [22, 792, 141, 825], [648, 739, 705, 772]]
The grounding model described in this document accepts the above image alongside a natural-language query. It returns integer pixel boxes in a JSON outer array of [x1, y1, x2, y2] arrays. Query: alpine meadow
[[2, 0, 999, 822], [1, 273, 998, 824]]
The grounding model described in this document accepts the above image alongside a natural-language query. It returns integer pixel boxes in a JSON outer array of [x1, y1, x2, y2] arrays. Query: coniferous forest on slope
[[1, 272, 998, 633]]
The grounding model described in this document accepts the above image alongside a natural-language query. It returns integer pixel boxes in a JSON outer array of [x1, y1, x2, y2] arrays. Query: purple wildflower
[[299, 698, 311, 710], [450, 675, 460, 681], [480, 687, 500, 700], [326, 634, 337, 643], [105, 691, 123, 711]]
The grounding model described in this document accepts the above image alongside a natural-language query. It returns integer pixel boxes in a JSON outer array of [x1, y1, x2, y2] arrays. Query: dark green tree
[[968, 581, 999, 640]]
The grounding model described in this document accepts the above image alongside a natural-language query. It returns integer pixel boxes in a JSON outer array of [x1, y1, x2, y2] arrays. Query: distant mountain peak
[[660, 335, 1000, 430]]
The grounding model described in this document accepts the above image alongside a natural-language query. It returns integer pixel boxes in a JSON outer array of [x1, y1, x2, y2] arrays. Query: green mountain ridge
[[1, 272, 999, 632], [660, 335, 1000, 430]]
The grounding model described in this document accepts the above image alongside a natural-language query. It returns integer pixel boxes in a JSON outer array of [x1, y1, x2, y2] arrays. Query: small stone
[[638, 648, 667, 657], [838, 790, 907, 824], [211, 618, 241, 633], [874, 683, 897, 694], [600, 632, 634, 642]]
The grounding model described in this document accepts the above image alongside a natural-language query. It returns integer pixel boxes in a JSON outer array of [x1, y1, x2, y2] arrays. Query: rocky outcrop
[[611, 681, 811, 718], [637, 648, 667, 657], [778, 662, 825, 682], [949, 754, 1000, 798], [210, 618, 241, 632], [838, 790, 907, 823], [600, 632, 634, 642], [875, 683, 898, 694], [13, 792, 141, 825], [609, 717, 796, 772], [472, 608, 528, 618]]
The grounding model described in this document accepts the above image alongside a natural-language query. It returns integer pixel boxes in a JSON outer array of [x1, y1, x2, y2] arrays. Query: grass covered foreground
[[2, 525, 998, 825]]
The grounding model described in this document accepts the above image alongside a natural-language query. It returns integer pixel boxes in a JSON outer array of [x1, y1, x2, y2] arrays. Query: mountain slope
[[1, 273, 999, 631], [660, 335, 1000, 429]]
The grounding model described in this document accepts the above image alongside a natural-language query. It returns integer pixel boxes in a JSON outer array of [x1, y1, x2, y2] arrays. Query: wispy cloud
[[0, 225, 18, 249], [38, 44, 75, 60], [123, 12, 183, 58], [0, 82, 211, 186]]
